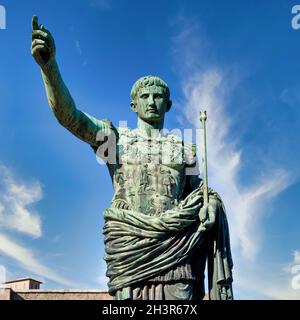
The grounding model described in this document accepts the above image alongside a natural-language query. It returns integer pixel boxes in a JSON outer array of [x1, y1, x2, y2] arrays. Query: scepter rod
[[200, 111, 209, 206]]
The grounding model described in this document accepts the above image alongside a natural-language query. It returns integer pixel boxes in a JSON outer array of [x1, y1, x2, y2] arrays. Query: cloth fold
[[103, 186, 233, 299]]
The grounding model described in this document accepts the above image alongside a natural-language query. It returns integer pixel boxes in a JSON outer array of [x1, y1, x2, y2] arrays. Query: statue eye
[[140, 94, 149, 99]]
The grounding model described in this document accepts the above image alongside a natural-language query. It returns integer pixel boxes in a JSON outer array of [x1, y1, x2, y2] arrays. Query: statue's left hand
[[199, 195, 218, 230]]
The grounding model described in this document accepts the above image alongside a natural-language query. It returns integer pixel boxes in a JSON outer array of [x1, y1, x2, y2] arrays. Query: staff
[[200, 111, 208, 206]]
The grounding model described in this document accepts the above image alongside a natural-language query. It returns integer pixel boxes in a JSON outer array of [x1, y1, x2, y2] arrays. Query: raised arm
[[31, 15, 115, 147]]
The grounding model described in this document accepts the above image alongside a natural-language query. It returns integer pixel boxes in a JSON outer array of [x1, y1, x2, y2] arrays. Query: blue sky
[[0, 0, 300, 299]]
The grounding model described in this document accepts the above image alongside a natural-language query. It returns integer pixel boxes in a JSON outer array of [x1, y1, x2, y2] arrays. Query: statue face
[[131, 86, 171, 124]]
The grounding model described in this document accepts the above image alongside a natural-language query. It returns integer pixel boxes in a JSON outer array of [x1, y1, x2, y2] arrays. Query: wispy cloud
[[181, 68, 291, 260], [283, 250, 300, 273], [172, 15, 293, 298], [74, 40, 88, 66], [294, 250, 300, 264], [0, 265, 6, 288], [0, 165, 42, 238], [96, 260, 109, 290], [0, 165, 76, 287], [255, 250, 300, 299], [0, 233, 75, 287], [75, 40, 82, 56]]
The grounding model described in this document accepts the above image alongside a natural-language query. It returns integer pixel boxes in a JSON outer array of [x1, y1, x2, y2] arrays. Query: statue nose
[[148, 95, 155, 105]]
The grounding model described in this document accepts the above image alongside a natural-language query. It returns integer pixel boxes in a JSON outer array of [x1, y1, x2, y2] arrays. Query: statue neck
[[137, 117, 164, 137]]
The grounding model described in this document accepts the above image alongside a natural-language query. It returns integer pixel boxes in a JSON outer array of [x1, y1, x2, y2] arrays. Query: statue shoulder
[[90, 119, 119, 153], [117, 127, 136, 146], [118, 127, 132, 138], [101, 119, 119, 137]]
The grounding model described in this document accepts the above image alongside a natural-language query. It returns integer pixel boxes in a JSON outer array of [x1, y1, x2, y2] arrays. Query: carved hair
[[130, 75, 170, 101]]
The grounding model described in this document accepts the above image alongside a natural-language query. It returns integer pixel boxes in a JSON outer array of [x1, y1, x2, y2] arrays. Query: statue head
[[130, 75, 172, 124]]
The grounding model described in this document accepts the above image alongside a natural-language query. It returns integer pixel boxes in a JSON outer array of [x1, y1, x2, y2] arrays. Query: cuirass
[[110, 128, 197, 215], [112, 163, 186, 215]]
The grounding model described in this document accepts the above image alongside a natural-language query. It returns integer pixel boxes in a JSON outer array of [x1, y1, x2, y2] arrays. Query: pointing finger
[[32, 15, 39, 30]]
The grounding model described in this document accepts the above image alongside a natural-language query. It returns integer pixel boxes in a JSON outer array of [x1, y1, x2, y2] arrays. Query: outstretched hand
[[31, 15, 56, 67]]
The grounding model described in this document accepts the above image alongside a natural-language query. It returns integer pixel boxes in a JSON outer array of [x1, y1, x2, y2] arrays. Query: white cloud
[[96, 260, 109, 290], [0, 166, 42, 237], [236, 273, 300, 300], [0, 165, 77, 287], [181, 69, 291, 260], [0, 265, 6, 287], [172, 15, 293, 299], [283, 250, 300, 273], [257, 250, 300, 299], [294, 250, 300, 264], [0, 233, 75, 287]]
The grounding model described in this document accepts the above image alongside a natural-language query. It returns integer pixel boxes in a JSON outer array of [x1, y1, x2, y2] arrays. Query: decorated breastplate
[[110, 128, 197, 215]]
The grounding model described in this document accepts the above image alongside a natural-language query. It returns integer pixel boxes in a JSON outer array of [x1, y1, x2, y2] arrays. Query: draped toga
[[103, 186, 233, 300]]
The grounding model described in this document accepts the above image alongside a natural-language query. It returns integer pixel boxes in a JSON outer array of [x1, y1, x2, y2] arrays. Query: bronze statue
[[31, 15, 233, 300]]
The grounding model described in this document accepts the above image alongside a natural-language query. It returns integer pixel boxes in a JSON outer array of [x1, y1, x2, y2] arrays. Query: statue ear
[[166, 100, 172, 112], [130, 102, 137, 113]]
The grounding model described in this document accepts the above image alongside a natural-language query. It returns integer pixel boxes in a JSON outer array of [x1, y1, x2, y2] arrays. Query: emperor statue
[[31, 15, 233, 300]]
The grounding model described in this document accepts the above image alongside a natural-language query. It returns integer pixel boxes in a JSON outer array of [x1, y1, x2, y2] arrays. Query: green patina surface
[[31, 15, 233, 300]]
